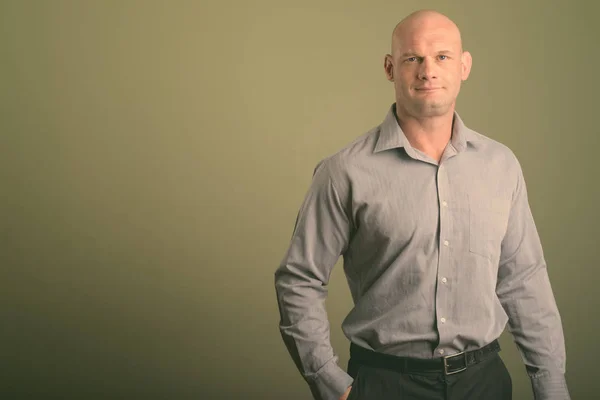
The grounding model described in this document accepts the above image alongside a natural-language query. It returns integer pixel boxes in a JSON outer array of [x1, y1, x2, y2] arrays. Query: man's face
[[385, 18, 471, 119]]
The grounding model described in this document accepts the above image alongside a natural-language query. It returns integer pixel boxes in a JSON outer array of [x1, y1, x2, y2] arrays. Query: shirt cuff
[[306, 357, 354, 400], [530, 370, 570, 400]]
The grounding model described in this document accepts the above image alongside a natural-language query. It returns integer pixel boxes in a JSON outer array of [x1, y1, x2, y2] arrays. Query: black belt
[[349, 340, 501, 376]]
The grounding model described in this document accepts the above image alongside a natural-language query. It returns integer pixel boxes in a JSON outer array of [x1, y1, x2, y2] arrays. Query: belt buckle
[[443, 351, 467, 375]]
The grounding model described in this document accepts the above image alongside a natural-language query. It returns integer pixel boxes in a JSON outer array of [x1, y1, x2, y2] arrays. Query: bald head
[[391, 10, 463, 57], [383, 10, 472, 120]]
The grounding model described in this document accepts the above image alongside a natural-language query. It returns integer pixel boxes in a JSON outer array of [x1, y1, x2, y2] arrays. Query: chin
[[414, 104, 452, 118]]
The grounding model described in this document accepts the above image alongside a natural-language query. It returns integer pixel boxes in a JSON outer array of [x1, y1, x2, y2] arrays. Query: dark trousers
[[346, 346, 512, 400]]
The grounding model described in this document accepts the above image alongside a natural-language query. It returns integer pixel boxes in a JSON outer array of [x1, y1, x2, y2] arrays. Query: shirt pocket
[[468, 195, 509, 260]]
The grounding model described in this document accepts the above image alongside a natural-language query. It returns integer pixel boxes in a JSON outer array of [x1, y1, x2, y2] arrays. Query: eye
[[438, 55, 448, 60], [406, 57, 418, 62]]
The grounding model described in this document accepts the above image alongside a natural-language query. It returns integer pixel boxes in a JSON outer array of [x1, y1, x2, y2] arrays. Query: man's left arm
[[496, 156, 570, 400]]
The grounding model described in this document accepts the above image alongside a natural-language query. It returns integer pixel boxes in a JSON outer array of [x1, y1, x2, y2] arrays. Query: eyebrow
[[399, 50, 455, 58]]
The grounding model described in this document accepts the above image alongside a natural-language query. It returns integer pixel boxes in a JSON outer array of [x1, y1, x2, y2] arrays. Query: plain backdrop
[[2, 1, 599, 399]]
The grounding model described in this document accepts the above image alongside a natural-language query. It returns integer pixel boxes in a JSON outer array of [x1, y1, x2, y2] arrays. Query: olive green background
[[2, 1, 598, 399]]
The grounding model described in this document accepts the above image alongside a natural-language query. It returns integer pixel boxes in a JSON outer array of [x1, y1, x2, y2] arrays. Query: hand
[[339, 386, 352, 400]]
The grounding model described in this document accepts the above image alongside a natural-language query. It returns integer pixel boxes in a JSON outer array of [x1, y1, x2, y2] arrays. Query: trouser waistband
[[349, 340, 501, 376]]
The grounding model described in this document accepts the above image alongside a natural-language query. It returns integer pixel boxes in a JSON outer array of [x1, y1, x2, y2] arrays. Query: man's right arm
[[275, 160, 354, 400]]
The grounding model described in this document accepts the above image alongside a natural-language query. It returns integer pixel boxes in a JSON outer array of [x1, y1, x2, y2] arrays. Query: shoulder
[[465, 128, 527, 199], [467, 127, 522, 172], [313, 124, 382, 181]]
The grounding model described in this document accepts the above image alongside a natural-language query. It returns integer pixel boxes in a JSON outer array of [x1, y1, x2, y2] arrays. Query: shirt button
[[442, 201, 448, 207], [440, 317, 446, 323], [441, 277, 447, 284], [439, 349, 445, 355], [443, 240, 449, 246]]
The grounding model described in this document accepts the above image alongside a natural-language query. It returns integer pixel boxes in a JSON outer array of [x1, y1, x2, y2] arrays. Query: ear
[[461, 51, 473, 81], [384, 54, 394, 82]]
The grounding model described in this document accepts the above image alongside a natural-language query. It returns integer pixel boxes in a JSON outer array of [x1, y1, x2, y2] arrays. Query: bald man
[[275, 10, 570, 400]]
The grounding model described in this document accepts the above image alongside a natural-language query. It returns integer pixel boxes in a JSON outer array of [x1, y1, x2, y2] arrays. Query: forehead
[[397, 28, 461, 53]]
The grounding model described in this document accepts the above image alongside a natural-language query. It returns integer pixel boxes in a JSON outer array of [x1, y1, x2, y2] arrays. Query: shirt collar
[[374, 103, 481, 154]]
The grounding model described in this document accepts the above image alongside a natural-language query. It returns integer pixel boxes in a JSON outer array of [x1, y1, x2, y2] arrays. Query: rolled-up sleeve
[[496, 156, 570, 400], [275, 160, 354, 400]]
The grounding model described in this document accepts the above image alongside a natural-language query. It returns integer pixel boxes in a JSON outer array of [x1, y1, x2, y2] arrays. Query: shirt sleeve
[[274, 160, 354, 400], [496, 157, 571, 400]]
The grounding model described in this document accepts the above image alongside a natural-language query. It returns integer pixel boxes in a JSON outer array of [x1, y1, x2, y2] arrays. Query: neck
[[394, 105, 455, 162]]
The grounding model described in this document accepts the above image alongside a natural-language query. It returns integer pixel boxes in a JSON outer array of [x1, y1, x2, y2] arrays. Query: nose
[[417, 57, 437, 80]]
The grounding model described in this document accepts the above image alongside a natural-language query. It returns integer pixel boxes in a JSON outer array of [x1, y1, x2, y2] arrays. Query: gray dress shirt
[[275, 104, 569, 400]]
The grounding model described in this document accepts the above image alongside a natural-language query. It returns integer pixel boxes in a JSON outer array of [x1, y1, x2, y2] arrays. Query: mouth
[[414, 87, 442, 92]]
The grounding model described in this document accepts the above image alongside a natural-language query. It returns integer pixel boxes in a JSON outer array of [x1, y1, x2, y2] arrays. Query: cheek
[[443, 64, 462, 80], [397, 72, 415, 88], [446, 70, 463, 88], [397, 81, 413, 95]]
